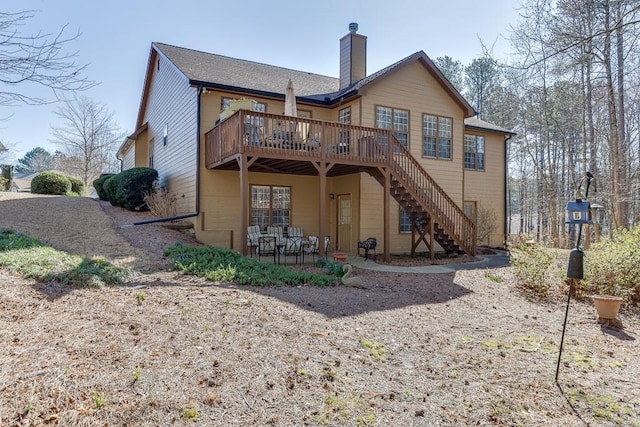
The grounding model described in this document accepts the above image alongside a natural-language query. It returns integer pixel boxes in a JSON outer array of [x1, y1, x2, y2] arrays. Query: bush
[[68, 176, 85, 196], [116, 168, 158, 211], [103, 175, 120, 206], [580, 224, 640, 305], [0, 176, 7, 191], [165, 244, 336, 287], [509, 239, 558, 296], [93, 174, 115, 201], [30, 171, 71, 195], [144, 182, 177, 218]]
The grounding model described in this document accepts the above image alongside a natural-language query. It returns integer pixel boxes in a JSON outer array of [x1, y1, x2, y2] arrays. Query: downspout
[[504, 134, 513, 247], [134, 85, 203, 225]]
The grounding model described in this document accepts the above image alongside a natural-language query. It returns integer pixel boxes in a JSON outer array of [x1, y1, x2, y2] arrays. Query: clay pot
[[332, 252, 348, 262], [592, 295, 623, 320]]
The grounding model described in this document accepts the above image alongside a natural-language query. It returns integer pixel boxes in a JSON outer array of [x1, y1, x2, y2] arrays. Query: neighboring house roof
[[464, 117, 515, 135], [12, 173, 38, 192]]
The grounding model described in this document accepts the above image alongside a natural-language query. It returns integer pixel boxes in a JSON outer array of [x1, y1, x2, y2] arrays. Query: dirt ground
[[0, 193, 638, 426]]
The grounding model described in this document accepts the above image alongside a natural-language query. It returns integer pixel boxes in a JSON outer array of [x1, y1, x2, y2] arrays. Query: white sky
[[1, 0, 522, 160]]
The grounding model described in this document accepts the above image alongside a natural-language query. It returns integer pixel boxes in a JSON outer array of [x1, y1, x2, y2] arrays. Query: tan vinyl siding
[[144, 55, 197, 214], [463, 132, 506, 246], [121, 145, 135, 170], [197, 170, 335, 250], [359, 60, 466, 205]]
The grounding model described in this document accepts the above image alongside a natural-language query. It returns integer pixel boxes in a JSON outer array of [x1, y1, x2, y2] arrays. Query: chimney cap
[[349, 22, 358, 33]]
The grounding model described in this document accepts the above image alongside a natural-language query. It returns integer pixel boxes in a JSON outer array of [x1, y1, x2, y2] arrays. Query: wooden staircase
[[366, 135, 476, 256]]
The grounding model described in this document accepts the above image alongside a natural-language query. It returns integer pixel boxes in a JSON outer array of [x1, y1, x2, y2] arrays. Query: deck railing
[[384, 134, 477, 255], [205, 109, 476, 254], [205, 110, 390, 166]]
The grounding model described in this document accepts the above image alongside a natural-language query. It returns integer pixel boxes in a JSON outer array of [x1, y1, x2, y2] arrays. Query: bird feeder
[[565, 199, 593, 225]]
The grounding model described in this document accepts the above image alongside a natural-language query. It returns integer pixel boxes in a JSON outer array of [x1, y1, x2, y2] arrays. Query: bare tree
[[50, 97, 124, 187], [0, 10, 95, 105]]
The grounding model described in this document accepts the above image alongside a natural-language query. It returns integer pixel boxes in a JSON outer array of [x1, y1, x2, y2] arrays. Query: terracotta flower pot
[[591, 295, 623, 320], [332, 252, 348, 262]]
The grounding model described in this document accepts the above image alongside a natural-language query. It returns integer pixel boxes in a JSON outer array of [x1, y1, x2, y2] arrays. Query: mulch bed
[[0, 193, 638, 426]]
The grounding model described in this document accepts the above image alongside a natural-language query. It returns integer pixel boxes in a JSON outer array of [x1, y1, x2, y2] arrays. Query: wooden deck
[[205, 110, 390, 175], [204, 110, 476, 257]]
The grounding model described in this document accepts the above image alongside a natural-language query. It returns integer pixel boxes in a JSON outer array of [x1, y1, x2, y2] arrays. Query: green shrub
[[509, 240, 557, 296], [103, 175, 121, 206], [93, 174, 115, 201], [30, 171, 71, 195], [580, 224, 640, 305], [316, 258, 345, 277], [165, 244, 336, 287], [115, 168, 158, 211], [68, 176, 85, 195]]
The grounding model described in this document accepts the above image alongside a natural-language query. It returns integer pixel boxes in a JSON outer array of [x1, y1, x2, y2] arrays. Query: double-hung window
[[376, 106, 409, 148], [423, 114, 452, 159], [250, 185, 291, 231], [399, 208, 412, 233], [464, 135, 485, 170]]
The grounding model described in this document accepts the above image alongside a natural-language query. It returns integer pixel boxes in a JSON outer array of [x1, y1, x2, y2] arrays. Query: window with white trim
[[221, 97, 266, 112], [376, 106, 409, 148], [250, 185, 291, 230], [423, 114, 452, 159], [464, 134, 485, 170], [339, 107, 351, 124], [399, 208, 412, 233]]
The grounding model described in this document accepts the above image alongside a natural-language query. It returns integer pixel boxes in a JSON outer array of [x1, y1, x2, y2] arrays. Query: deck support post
[[382, 167, 391, 262], [238, 155, 249, 255]]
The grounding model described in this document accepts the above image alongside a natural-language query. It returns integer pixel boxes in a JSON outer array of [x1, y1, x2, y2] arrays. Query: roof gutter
[[504, 133, 513, 247], [134, 85, 203, 226]]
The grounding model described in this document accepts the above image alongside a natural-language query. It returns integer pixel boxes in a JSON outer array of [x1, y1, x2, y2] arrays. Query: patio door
[[337, 194, 351, 252]]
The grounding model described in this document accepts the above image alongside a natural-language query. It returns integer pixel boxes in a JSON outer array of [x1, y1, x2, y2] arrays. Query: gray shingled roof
[[464, 117, 515, 135], [154, 43, 339, 97], [151, 42, 510, 133]]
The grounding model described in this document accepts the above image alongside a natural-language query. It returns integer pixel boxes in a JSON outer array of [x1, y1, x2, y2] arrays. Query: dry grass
[[0, 192, 639, 426]]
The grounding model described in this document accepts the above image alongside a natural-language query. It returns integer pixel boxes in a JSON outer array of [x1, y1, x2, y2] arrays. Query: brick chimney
[[339, 23, 367, 90]]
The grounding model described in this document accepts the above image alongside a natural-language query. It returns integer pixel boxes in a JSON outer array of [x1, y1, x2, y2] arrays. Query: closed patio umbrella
[[284, 78, 297, 117]]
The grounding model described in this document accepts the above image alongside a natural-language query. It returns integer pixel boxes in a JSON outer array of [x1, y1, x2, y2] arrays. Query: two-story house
[[118, 24, 514, 261]]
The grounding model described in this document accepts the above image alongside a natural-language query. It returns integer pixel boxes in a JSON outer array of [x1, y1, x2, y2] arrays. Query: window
[[250, 185, 291, 230], [376, 106, 409, 148], [163, 123, 168, 146], [423, 114, 452, 159], [339, 107, 351, 124], [298, 110, 312, 118], [464, 134, 485, 170], [221, 97, 267, 112], [464, 201, 477, 221], [399, 208, 412, 233]]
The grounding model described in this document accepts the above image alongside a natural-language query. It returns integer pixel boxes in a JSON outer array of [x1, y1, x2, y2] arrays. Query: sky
[[1, 0, 523, 162]]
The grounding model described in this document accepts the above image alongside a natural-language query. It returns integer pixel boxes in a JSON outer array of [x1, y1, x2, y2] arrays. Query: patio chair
[[357, 237, 377, 261], [280, 236, 302, 265], [258, 235, 277, 263], [287, 226, 303, 238], [266, 226, 284, 240], [303, 235, 330, 263], [247, 225, 262, 256]]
